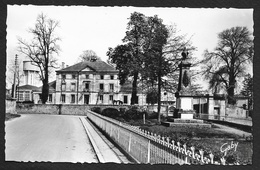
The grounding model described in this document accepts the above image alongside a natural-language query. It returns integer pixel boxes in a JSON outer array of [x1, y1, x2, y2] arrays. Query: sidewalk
[[80, 117, 131, 163]]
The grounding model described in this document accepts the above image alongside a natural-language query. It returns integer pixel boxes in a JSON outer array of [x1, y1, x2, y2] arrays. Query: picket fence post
[[128, 133, 131, 152], [147, 140, 151, 163]]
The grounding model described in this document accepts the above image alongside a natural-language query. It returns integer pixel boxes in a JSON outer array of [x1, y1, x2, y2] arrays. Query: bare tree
[[7, 57, 24, 95], [201, 27, 253, 104], [17, 13, 61, 104], [77, 50, 101, 62]]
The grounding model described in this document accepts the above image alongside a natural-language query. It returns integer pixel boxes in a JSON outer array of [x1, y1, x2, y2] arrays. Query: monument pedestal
[[175, 93, 195, 119], [161, 48, 211, 128]]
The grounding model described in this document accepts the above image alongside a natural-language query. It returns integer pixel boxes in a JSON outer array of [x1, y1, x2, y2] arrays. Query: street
[[5, 114, 98, 163]]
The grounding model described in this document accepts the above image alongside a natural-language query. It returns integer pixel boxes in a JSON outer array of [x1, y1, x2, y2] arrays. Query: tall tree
[[18, 13, 61, 104], [201, 27, 253, 104], [7, 57, 24, 90], [77, 50, 101, 62], [108, 12, 149, 105], [142, 16, 169, 122], [142, 23, 196, 122]]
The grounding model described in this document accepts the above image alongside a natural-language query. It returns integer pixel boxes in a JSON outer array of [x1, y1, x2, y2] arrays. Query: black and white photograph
[[4, 4, 254, 167]]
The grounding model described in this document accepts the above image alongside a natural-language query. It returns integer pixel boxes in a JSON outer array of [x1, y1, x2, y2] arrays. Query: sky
[[6, 5, 253, 89]]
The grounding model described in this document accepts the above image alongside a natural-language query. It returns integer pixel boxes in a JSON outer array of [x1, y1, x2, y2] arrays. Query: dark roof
[[33, 81, 56, 92], [56, 61, 118, 73], [17, 85, 39, 91]]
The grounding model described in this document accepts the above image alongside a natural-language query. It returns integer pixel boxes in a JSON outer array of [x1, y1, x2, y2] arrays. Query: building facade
[[16, 61, 41, 102], [55, 61, 121, 105]]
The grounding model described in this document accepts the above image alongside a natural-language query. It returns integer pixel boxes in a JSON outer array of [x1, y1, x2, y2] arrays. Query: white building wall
[[22, 61, 41, 87], [55, 69, 120, 105]]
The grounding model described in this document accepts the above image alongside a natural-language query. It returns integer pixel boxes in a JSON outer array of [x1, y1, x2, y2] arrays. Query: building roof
[[17, 85, 39, 91], [33, 81, 56, 93], [56, 61, 118, 73]]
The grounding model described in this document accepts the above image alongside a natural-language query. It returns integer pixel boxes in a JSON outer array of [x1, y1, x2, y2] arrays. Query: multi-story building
[[30, 60, 176, 106], [16, 60, 41, 102], [55, 61, 121, 105]]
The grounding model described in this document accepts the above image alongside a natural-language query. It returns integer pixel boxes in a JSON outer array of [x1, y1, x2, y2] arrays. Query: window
[[18, 92, 24, 101], [100, 75, 104, 79], [61, 83, 66, 91], [85, 74, 89, 79], [100, 83, 104, 91], [71, 83, 76, 91], [71, 94, 75, 103], [24, 91, 30, 101], [99, 95, 103, 103], [85, 83, 89, 90], [110, 75, 114, 80], [49, 94, 52, 102], [109, 95, 113, 101], [72, 74, 76, 79], [109, 84, 114, 92], [135, 96, 139, 104], [62, 74, 66, 79], [61, 94, 66, 103], [123, 95, 128, 104]]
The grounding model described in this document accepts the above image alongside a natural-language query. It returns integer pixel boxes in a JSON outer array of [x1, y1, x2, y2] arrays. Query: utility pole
[[12, 54, 18, 99]]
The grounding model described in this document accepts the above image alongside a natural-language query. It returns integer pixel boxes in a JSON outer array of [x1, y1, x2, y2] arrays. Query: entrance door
[[84, 95, 89, 104], [214, 108, 220, 120]]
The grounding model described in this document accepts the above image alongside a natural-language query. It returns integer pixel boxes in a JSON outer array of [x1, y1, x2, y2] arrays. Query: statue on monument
[[181, 47, 189, 60]]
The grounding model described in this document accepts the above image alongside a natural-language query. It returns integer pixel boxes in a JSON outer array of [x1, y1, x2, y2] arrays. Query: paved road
[[5, 114, 98, 163]]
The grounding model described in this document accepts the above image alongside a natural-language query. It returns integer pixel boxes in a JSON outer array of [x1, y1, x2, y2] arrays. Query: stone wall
[[17, 103, 59, 114], [6, 99, 17, 114], [60, 105, 90, 115], [15, 103, 170, 116]]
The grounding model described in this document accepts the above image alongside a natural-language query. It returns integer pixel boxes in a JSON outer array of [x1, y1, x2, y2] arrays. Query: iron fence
[[87, 110, 232, 165]]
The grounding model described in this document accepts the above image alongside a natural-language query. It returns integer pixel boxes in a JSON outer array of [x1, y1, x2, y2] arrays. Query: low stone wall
[[61, 105, 90, 115], [6, 99, 17, 114], [16, 104, 104, 115], [16, 103, 170, 116], [17, 103, 59, 114]]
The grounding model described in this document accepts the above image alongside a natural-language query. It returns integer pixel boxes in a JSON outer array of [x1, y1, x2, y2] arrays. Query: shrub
[[123, 107, 147, 120], [101, 108, 120, 118], [148, 111, 158, 119], [119, 108, 126, 116], [91, 107, 101, 114]]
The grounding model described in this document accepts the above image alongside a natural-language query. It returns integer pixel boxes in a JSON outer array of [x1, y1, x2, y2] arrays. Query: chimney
[[62, 62, 65, 69]]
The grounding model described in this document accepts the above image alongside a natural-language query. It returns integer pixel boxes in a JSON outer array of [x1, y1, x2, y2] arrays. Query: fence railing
[[87, 110, 231, 165]]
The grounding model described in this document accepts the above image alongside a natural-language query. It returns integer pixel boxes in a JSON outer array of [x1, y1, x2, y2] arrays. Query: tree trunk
[[227, 76, 236, 104], [157, 52, 162, 122], [131, 71, 138, 105], [157, 75, 161, 122], [41, 68, 49, 104]]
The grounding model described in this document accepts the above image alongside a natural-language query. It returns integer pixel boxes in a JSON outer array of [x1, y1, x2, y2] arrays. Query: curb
[[79, 117, 105, 163]]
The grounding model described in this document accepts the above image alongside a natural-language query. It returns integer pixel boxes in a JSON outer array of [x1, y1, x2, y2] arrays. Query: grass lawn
[[5, 113, 21, 121], [127, 119, 252, 164]]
